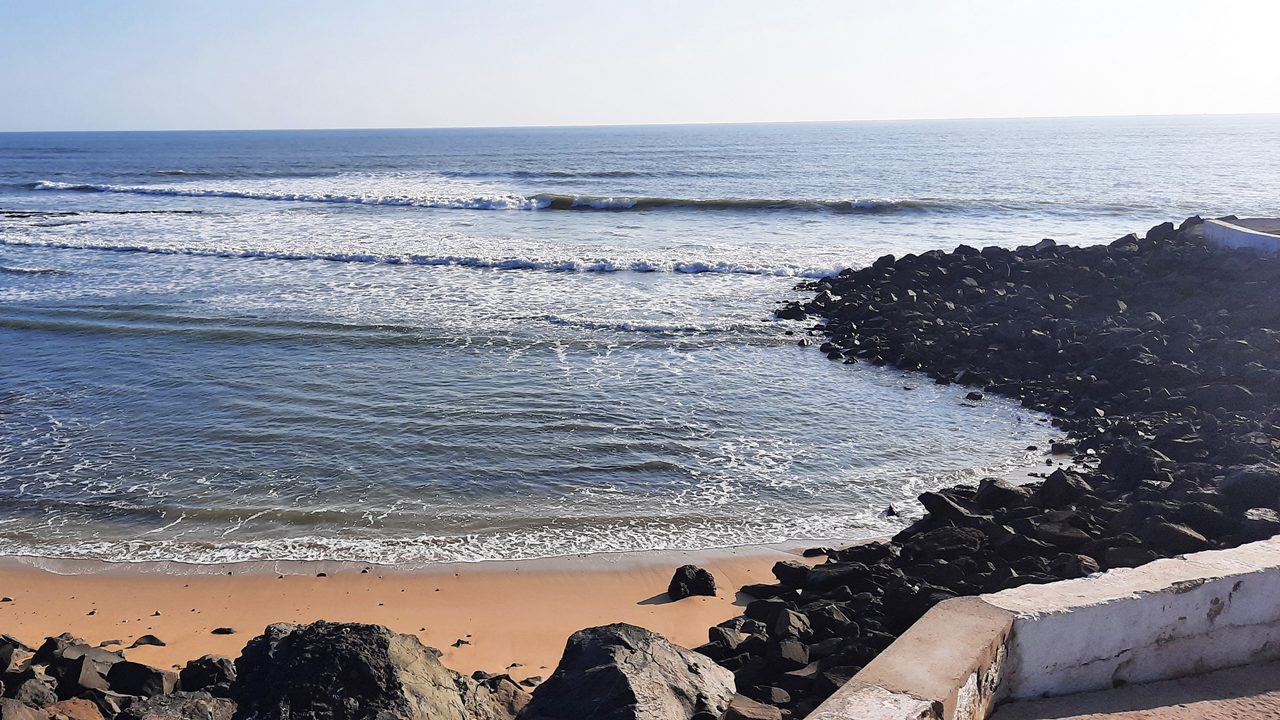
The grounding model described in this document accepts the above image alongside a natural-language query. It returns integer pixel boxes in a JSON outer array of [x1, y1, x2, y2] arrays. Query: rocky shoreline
[[6, 219, 1280, 720], [692, 217, 1280, 717]]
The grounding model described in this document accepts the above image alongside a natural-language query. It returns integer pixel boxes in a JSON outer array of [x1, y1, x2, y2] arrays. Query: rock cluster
[[0, 633, 232, 720], [2, 623, 531, 720], [711, 219, 1280, 716]]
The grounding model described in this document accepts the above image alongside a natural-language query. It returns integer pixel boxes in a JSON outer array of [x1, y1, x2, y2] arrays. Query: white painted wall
[[1204, 219, 1280, 253]]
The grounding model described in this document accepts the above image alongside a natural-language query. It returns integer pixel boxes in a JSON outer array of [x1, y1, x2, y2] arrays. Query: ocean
[[2, 115, 1278, 564]]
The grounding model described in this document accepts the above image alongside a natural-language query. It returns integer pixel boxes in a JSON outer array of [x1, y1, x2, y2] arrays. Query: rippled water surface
[[2, 117, 1277, 563]]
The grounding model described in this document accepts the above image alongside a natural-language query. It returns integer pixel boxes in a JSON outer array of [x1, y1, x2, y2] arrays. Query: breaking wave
[[0, 237, 844, 278], [27, 180, 950, 215]]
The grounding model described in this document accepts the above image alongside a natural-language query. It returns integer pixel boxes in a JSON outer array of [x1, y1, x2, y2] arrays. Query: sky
[[1, 0, 1278, 132]]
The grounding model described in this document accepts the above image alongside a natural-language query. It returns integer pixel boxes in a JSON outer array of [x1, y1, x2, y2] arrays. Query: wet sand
[[0, 546, 817, 681]]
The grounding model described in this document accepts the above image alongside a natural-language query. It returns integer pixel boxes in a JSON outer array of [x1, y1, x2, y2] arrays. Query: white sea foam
[[0, 237, 844, 278]]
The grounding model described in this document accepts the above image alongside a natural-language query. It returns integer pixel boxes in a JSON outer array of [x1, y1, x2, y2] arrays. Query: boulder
[[0, 699, 45, 720], [106, 662, 176, 698], [11, 678, 58, 709], [973, 477, 1033, 510], [1049, 553, 1100, 579], [232, 622, 526, 720], [1141, 521, 1210, 555], [44, 699, 105, 720], [1038, 470, 1093, 508], [518, 624, 734, 720], [1220, 465, 1280, 508], [667, 566, 717, 600], [118, 692, 234, 720], [32, 635, 84, 666], [1239, 508, 1280, 541], [178, 656, 235, 696], [722, 694, 782, 720], [770, 561, 811, 589]]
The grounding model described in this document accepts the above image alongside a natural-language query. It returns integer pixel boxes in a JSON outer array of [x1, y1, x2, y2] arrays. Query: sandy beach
[[0, 546, 817, 682]]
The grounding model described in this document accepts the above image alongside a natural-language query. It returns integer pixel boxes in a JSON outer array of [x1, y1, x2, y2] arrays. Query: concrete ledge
[[1204, 218, 1280, 253], [807, 536, 1280, 719]]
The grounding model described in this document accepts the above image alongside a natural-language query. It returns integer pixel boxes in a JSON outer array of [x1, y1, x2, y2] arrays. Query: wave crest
[[28, 180, 947, 215], [0, 238, 844, 278]]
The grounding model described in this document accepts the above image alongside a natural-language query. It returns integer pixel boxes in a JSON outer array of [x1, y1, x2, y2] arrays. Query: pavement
[[992, 661, 1280, 720]]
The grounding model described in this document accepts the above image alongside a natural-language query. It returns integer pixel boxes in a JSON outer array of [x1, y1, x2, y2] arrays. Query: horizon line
[[1, 111, 1277, 135]]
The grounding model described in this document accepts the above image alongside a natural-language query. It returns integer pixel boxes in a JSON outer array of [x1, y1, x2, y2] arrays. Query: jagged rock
[[1220, 464, 1280, 508], [76, 689, 134, 719], [178, 656, 234, 696], [11, 678, 57, 709], [1240, 508, 1280, 540], [232, 622, 527, 720], [770, 610, 812, 640], [0, 699, 45, 720], [1049, 553, 1100, 579], [770, 561, 811, 589], [1038, 470, 1093, 508], [45, 698, 105, 720], [722, 694, 782, 720], [667, 566, 716, 600], [973, 477, 1033, 510], [106, 662, 176, 698], [118, 692, 233, 720], [518, 624, 734, 720], [33, 635, 84, 666], [1142, 521, 1210, 555]]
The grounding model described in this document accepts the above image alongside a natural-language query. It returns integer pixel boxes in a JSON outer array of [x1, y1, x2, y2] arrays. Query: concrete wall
[[1204, 218, 1280, 253], [806, 536, 1280, 720]]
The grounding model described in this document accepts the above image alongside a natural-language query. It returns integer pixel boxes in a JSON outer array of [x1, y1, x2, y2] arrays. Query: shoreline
[[0, 543, 818, 681]]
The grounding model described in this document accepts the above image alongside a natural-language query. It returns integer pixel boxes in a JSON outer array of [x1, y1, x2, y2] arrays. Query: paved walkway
[[993, 661, 1280, 720]]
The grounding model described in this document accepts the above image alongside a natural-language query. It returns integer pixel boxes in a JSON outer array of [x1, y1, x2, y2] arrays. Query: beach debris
[[209, 627, 236, 636], [450, 638, 470, 648], [519, 623, 734, 720], [232, 621, 528, 720], [666, 564, 716, 600]]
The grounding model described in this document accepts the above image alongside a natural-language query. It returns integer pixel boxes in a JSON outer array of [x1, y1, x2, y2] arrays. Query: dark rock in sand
[[518, 624, 733, 720], [233, 622, 527, 720], [118, 692, 234, 720], [770, 561, 811, 589], [667, 565, 717, 600], [129, 636, 166, 649]]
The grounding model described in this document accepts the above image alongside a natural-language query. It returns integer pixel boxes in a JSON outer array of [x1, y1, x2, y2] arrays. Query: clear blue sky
[[2, 0, 1277, 131]]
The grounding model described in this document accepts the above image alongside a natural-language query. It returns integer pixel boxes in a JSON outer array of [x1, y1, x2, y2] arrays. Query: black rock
[[233, 622, 528, 720], [117, 691, 234, 720], [178, 655, 235, 695], [1240, 508, 1280, 540], [667, 565, 717, 600], [518, 624, 734, 720], [770, 561, 811, 589], [106, 661, 176, 698]]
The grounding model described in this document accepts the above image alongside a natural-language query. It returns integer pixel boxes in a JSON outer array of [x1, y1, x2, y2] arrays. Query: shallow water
[[2, 116, 1277, 563]]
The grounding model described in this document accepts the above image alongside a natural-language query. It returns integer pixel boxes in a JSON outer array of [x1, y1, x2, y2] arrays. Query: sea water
[[2, 116, 1278, 563]]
